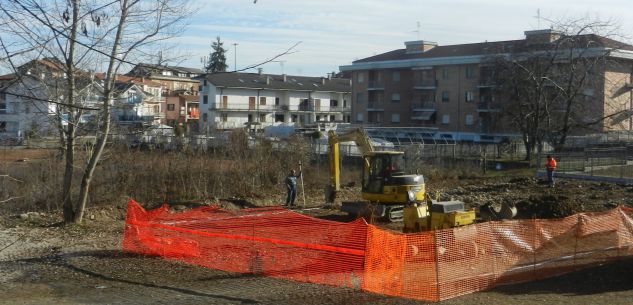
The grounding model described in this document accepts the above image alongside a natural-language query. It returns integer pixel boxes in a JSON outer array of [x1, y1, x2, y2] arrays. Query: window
[[275, 114, 284, 122], [167, 104, 175, 111], [330, 115, 335, 121], [161, 71, 173, 76], [0, 102, 6, 114], [202, 113, 208, 122], [357, 73, 364, 83], [203, 95, 208, 104], [465, 91, 475, 102], [442, 114, 450, 124], [391, 113, 400, 123], [248, 114, 253, 123], [441, 91, 450, 102], [343, 99, 348, 108], [442, 68, 449, 80], [221, 114, 228, 122], [465, 66, 475, 79], [330, 99, 338, 107], [0, 121, 5, 132], [391, 93, 400, 103], [260, 96, 266, 105], [356, 113, 364, 122], [259, 114, 266, 122], [203, 79, 207, 86], [466, 114, 474, 125], [392, 71, 400, 82], [275, 97, 280, 105]]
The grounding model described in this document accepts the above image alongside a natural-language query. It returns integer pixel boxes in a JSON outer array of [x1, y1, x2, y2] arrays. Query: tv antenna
[[535, 9, 541, 29], [413, 21, 420, 40], [272, 60, 286, 74]]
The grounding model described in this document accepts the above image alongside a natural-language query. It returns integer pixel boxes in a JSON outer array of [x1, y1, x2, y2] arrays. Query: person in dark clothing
[[285, 169, 301, 206]]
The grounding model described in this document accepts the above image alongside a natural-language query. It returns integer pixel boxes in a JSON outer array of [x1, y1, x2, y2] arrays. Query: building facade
[[198, 72, 351, 132], [340, 30, 633, 143], [165, 94, 200, 133]]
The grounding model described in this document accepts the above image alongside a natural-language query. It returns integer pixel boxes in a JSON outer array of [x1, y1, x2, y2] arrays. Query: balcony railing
[[367, 80, 384, 89], [477, 101, 501, 112], [414, 79, 437, 88], [117, 115, 160, 122], [478, 77, 497, 87], [411, 101, 436, 110], [367, 101, 384, 111]]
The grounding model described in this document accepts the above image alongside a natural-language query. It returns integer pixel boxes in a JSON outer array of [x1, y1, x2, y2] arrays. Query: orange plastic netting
[[123, 200, 633, 302]]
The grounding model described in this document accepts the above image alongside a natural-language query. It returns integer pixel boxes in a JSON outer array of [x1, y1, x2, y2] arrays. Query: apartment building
[[340, 30, 633, 143], [198, 71, 351, 132], [126, 63, 204, 96], [165, 93, 200, 133]]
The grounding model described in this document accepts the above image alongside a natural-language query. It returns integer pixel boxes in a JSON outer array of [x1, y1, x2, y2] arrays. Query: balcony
[[186, 108, 199, 119], [413, 79, 437, 89], [411, 101, 436, 111], [117, 115, 161, 123], [478, 77, 497, 88], [367, 101, 384, 111], [367, 80, 385, 90], [477, 101, 501, 112]]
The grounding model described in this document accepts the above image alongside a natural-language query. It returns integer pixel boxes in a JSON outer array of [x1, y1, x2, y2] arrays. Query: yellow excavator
[[326, 128, 491, 230]]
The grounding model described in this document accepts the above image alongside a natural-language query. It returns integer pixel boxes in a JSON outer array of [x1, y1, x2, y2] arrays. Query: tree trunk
[[62, 0, 80, 224], [73, 0, 128, 223]]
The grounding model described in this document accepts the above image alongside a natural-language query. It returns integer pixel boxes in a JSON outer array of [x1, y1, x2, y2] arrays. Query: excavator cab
[[362, 152, 406, 194]]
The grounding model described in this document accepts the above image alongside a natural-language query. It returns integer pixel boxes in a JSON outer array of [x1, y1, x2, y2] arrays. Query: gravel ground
[[2, 180, 633, 305]]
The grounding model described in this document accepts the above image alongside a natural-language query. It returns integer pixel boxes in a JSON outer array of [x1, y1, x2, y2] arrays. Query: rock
[[89, 214, 96, 220], [19, 213, 29, 220], [172, 205, 187, 211]]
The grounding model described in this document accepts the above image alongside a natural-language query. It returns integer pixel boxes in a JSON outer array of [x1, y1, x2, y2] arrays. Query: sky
[[168, 0, 633, 77]]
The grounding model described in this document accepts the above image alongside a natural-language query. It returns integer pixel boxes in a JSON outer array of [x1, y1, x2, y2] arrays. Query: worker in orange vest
[[546, 155, 557, 188]]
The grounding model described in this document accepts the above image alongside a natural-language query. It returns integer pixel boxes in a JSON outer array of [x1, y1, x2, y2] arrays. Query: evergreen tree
[[205, 36, 228, 73]]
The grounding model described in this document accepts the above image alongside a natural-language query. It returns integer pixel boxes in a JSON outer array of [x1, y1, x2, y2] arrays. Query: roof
[[353, 34, 633, 64], [204, 72, 351, 93], [94, 73, 163, 87], [132, 63, 205, 75]]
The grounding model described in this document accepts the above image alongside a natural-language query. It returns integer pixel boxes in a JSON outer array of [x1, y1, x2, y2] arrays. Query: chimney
[[258, 68, 263, 75], [405, 40, 437, 54], [266, 76, 270, 85], [524, 29, 561, 45], [327, 73, 333, 80], [321, 77, 326, 85], [282, 74, 287, 82]]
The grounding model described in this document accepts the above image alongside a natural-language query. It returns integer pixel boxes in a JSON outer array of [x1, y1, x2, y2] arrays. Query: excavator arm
[[327, 129, 373, 202]]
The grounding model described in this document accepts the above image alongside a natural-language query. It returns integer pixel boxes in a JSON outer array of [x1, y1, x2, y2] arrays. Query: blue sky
[[169, 0, 633, 76]]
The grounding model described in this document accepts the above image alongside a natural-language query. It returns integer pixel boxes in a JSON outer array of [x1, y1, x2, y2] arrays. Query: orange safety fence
[[123, 200, 633, 302], [123, 200, 367, 288]]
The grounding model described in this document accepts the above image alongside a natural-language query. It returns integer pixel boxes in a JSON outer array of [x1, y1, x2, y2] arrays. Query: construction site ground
[[2, 150, 633, 304]]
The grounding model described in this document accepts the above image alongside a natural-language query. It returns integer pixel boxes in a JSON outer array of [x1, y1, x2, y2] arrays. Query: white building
[[111, 82, 163, 126], [198, 72, 351, 132], [0, 74, 58, 140]]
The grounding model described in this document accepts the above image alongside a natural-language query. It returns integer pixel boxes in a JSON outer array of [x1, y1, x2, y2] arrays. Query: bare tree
[[0, 0, 190, 223], [485, 17, 631, 161]]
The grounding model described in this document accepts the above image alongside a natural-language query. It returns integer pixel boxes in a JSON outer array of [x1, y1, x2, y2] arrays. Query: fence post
[[532, 217, 537, 281], [434, 231, 441, 301], [573, 214, 581, 272]]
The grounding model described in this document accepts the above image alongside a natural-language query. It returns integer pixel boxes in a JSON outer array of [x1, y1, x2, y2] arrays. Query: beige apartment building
[[340, 30, 633, 143]]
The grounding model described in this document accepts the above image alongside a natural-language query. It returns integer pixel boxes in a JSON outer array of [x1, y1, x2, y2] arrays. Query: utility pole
[[232, 43, 238, 72]]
